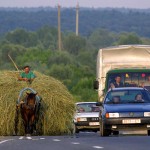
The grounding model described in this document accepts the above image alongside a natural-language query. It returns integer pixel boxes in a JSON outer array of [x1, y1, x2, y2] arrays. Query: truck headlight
[[77, 117, 87, 121], [106, 113, 119, 118], [144, 112, 150, 117]]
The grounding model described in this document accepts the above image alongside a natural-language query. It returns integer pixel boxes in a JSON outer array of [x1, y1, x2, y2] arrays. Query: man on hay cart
[[18, 65, 36, 84]]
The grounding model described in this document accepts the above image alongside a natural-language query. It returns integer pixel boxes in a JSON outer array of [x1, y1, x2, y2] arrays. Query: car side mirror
[[93, 80, 99, 90]]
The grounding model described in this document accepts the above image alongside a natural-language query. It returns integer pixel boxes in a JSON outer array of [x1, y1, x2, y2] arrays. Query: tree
[[37, 26, 58, 50], [71, 77, 97, 101], [117, 32, 142, 45], [63, 33, 86, 54], [48, 64, 73, 81], [87, 29, 117, 50], [5, 29, 38, 47], [47, 51, 73, 66]]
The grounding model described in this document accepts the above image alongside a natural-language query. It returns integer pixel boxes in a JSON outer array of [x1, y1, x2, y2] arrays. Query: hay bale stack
[[0, 70, 75, 135]]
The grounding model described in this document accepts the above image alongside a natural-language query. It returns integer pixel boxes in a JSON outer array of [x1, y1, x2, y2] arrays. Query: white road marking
[[19, 136, 24, 140], [0, 139, 13, 144], [19, 137, 45, 140], [40, 138, 45, 140], [26, 136, 32, 140], [93, 146, 104, 149], [53, 139, 61, 141], [71, 142, 80, 145]]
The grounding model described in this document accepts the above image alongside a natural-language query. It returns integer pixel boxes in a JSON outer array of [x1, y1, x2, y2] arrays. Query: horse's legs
[[29, 115, 36, 135], [23, 113, 29, 134]]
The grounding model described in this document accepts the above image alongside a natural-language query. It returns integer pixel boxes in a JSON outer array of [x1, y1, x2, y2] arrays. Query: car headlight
[[77, 117, 87, 122], [105, 113, 119, 118], [144, 112, 150, 117]]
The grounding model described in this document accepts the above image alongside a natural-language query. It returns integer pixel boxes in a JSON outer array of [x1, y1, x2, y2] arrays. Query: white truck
[[94, 45, 150, 101]]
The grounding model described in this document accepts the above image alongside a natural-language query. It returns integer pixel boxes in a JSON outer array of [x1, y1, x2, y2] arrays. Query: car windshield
[[76, 103, 100, 113], [105, 89, 150, 104]]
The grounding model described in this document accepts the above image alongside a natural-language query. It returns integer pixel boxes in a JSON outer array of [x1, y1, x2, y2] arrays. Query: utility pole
[[58, 4, 62, 51], [76, 3, 79, 36]]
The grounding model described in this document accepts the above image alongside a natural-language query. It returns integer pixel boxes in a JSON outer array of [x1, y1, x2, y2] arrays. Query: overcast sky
[[0, 0, 150, 9]]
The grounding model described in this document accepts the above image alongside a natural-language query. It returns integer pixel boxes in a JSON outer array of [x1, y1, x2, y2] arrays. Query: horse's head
[[26, 92, 37, 106]]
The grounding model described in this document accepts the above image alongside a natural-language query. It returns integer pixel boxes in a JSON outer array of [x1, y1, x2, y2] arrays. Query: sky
[[0, 0, 150, 9]]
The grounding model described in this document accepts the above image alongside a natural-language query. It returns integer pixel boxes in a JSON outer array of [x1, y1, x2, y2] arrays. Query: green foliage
[[117, 32, 142, 45], [87, 29, 117, 49], [16, 47, 51, 68], [48, 64, 73, 81], [141, 37, 150, 45], [63, 33, 86, 54], [47, 51, 73, 66], [71, 77, 98, 102], [76, 50, 97, 69], [0, 25, 150, 102], [36, 26, 58, 49], [0, 43, 26, 69], [5, 29, 38, 47], [1, 8, 150, 37]]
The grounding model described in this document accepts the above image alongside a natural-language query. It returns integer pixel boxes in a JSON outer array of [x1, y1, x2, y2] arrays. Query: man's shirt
[[20, 71, 35, 79], [113, 82, 124, 88]]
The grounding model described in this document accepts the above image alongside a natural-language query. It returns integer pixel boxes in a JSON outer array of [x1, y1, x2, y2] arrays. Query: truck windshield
[[107, 72, 150, 91]]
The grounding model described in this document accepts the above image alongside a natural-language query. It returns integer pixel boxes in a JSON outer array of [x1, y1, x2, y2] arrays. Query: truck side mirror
[[93, 80, 99, 90]]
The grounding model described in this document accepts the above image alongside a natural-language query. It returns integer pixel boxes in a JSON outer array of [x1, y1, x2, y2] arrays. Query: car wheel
[[113, 131, 119, 135], [147, 130, 150, 136], [100, 121, 110, 137], [73, 124, 79, 134], [94, 130, 98, 133]]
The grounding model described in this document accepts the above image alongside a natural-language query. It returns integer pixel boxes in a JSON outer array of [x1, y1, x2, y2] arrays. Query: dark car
[[97, 87, 150, 136]]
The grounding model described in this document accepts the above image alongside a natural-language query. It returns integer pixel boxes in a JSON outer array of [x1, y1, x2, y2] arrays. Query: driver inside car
[[135, 94, 144, 102], [112, 96, 121, 104]]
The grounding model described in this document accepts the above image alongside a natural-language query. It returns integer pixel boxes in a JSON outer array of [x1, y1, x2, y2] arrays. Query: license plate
[[122, 119, 141, 124], [89, 122, 100, 126]]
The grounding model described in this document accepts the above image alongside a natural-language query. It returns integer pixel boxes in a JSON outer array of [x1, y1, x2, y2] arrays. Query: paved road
[[0, 131, 150, 150]]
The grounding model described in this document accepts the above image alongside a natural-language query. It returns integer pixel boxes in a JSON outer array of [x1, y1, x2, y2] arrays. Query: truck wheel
[[113, 131, 119, 135], [100, 121, 110, 136]]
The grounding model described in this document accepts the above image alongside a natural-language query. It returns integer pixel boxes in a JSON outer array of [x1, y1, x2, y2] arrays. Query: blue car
[[97, 87, 150, 136]]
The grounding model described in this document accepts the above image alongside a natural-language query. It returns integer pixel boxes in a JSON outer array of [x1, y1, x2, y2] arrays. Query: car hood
[[75, 112, 99, 118], [105, 103, 150, 112]]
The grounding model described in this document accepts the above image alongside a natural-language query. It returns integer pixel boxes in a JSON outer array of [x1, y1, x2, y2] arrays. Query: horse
[[20, 92, 39, 135]]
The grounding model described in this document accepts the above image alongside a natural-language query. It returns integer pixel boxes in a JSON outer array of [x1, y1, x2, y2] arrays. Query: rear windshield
[[105, 89, 150, 104]]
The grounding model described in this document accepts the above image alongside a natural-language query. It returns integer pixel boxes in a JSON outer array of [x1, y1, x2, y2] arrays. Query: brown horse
[[20, 92, 38, 135]]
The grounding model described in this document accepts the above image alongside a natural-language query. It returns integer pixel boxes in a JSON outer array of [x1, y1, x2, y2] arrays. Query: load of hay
[[0, 70, 75, 136]]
